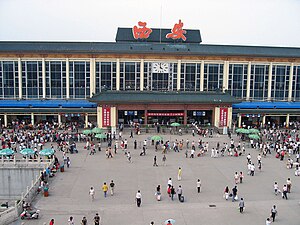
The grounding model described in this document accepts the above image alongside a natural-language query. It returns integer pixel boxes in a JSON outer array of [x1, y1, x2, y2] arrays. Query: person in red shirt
[[49, 218, 54, 225]]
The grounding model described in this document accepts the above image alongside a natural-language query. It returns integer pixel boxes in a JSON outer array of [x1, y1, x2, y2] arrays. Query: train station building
[[0, 21, 300, 129]]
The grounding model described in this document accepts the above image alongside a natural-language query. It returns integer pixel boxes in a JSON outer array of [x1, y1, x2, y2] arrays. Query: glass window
[[0, 61, 19, 98], [120, 62, 140, 90], [69, 61, 90, 99], [228, 64, 248, 99], [250, 65, 269, 100], [203, 63, 223, 91], [45, 61, 66, 99], [293, 66, 300, 100], [180, 63, 201, 91], [21, 61, 43, 98], [271, 65, 290, 100], [95, 62, 117, 92]]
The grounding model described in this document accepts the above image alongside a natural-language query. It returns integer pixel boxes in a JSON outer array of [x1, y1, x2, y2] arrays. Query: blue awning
[[0, 100, 97, 108], [233, 102, 300, 109]]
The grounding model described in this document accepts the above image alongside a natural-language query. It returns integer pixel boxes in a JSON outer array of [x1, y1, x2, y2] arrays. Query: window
[[120, 62, 140, 90], [21, 61, 43, 98], [250, 65, 269, 100], [203, 63, 223, 91], [228, 64, 248, 99], [45, 61, 67, 98], [69, 61, 90, 99], [180, 63, 201, 91], [271, 65, 290, 100], [293, 66, 300, 100], [0, 61, 19, 98], [95, 62, 117, 92]]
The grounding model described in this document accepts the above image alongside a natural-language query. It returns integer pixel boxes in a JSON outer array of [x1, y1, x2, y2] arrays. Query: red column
[[184, 109, 187, 125], [144, 110, 148, 125]]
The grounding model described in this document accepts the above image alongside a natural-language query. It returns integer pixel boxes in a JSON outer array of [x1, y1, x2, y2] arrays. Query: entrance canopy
[[90, 91, 240, 104]]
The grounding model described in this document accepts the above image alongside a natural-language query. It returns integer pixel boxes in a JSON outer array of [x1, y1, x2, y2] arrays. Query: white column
[[85, 114, 89, 128], [286, 114, 290, 128], [214, 107, 220, 127], [288, 63, 294, 101], [200, 60, 204, 91], [66, 58, 70, 99], [90, 58, 96, 97], [238, 114, 242, 128], [18, 58, 22, 99], [177, 60, 181, 91], [110, 107, 117, 127], [31, 113, 34, 125], [58, 114, 61, 125], [267, 63, 273, 100], [97, 106, 103, 128], [246, 62, 251, 100], [140, 59, 144, 91], [42, 58, 46, 98], [116, 59, 120, 91], [223, 61, 229, 92], [4, 114, 7, 127], [227, 107, 232, 129], [262, 115, 266, 126]]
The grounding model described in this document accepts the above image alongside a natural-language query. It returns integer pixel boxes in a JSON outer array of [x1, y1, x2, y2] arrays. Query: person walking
[[170, 186, 176, 200], [239, 172, 244, 183], [234, 172, 239, 184], [136, 190, 142, 207], [274, 182, 279, 195], [177, 167, 182, 181], [102, 182, 108, 198], [94, 213, 100, 225], [266, 218, 272, 225], [270, 205, 277, 222], [232, 186, 238, 202], [239, 198, 245, 213], [89, 186, 95, 201], [68, 216, 74, 225], [162, 154, 166, 166], [197, 179, 201, 193], [286, 178, 292, 193], [153, 155, 158, 166], [282, 184, 288, 199], [177, 185, 183, 201], [49, 219, 55, 225], [110, 180, 115, 196], [81, 216, 87, 225]]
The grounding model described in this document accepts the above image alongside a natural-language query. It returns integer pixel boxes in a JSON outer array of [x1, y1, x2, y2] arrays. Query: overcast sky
[[0, 0, 300, 47]]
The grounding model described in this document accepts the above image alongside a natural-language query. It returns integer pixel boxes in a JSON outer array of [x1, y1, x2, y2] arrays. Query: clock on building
[[151, 62, 170, 73]]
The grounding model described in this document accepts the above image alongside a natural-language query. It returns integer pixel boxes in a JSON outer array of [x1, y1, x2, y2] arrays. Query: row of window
[[0, 61, 300, 100]]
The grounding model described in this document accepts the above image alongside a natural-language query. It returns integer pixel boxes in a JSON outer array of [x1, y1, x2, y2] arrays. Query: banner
[[147, 112, 184, 117], [219, 108, 228, 127], [102, 107, 111, 127]]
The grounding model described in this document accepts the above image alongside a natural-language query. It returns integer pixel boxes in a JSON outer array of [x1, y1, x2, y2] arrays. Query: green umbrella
[[248, 134, 260, 140], [83, 130, 92, 135], [151, 135, 163, 141], [236, 128, 250, 134], [170, 122, 181, 127], [249, 128, 260, 134], [0, 148, 14, 156], [20, 148, 35, 156], [95, 133, 106, 139], [92, 127, 103, 134], [39, 148, 55, 156]]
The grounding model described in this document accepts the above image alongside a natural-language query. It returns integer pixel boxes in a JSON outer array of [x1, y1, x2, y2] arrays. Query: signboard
[[193, 111, 206, 116], [147, 112, 184, 116], [241, 114, 262, 118], [219, 108, 228, 127], [102, 107, 111, 127]]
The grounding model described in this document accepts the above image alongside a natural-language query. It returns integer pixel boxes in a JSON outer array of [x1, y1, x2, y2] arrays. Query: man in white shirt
[[136, 190, 142, 207]]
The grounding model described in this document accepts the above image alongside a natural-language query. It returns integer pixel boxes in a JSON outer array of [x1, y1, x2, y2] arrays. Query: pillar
[[246, 61, 251, 100], [288, 63, 294, 101], [214, 107, 220, 127], [200, 60, 204, 91], [85, 114, 89, 128], [223, 61, 229, 92], [267, 63, 273, 100], [286, 114, 290, 128], [177, 60, 181, 91], [227, 107, 232, 129], [66, 58, 70, 99], [4, 114, 7, 127], [31, 113, 34, 125], [262, 115, 266, 126], [116, 59, 120, 91], [140, 59, 144, 91], [110, 107, 117, 128], [183, 109, 187, 125], [144, 109, 148, 125], [238, 114, 242, 128], [18, 58, 22, 99], [90, 58, 96, 97], [97, 106, 103, 128], [58, 114, 61, 125], [42, 58, 46, 98]]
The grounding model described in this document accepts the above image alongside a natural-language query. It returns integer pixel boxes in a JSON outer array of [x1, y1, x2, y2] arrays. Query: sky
[[0, 0, 300, 47]]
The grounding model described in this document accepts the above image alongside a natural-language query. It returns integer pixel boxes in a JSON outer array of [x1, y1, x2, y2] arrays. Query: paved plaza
[[13, 131, 300, 225]]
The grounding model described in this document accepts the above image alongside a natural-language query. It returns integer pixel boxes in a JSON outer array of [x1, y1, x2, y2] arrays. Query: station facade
[[0, 23, 300, 129]]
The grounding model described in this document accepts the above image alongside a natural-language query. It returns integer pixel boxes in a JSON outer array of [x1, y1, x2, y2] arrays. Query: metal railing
[[0, 158, 52, 168]]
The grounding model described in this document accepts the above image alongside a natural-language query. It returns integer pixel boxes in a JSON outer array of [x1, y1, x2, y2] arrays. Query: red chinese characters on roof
[[132, 21, 153, 39], [166, 19, 187, 41]]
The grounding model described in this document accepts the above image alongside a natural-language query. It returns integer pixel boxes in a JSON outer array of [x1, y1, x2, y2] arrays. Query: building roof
[[0, 41, 299, 58], [0, 100, 97, 108], [90, 91, 240, 104]]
